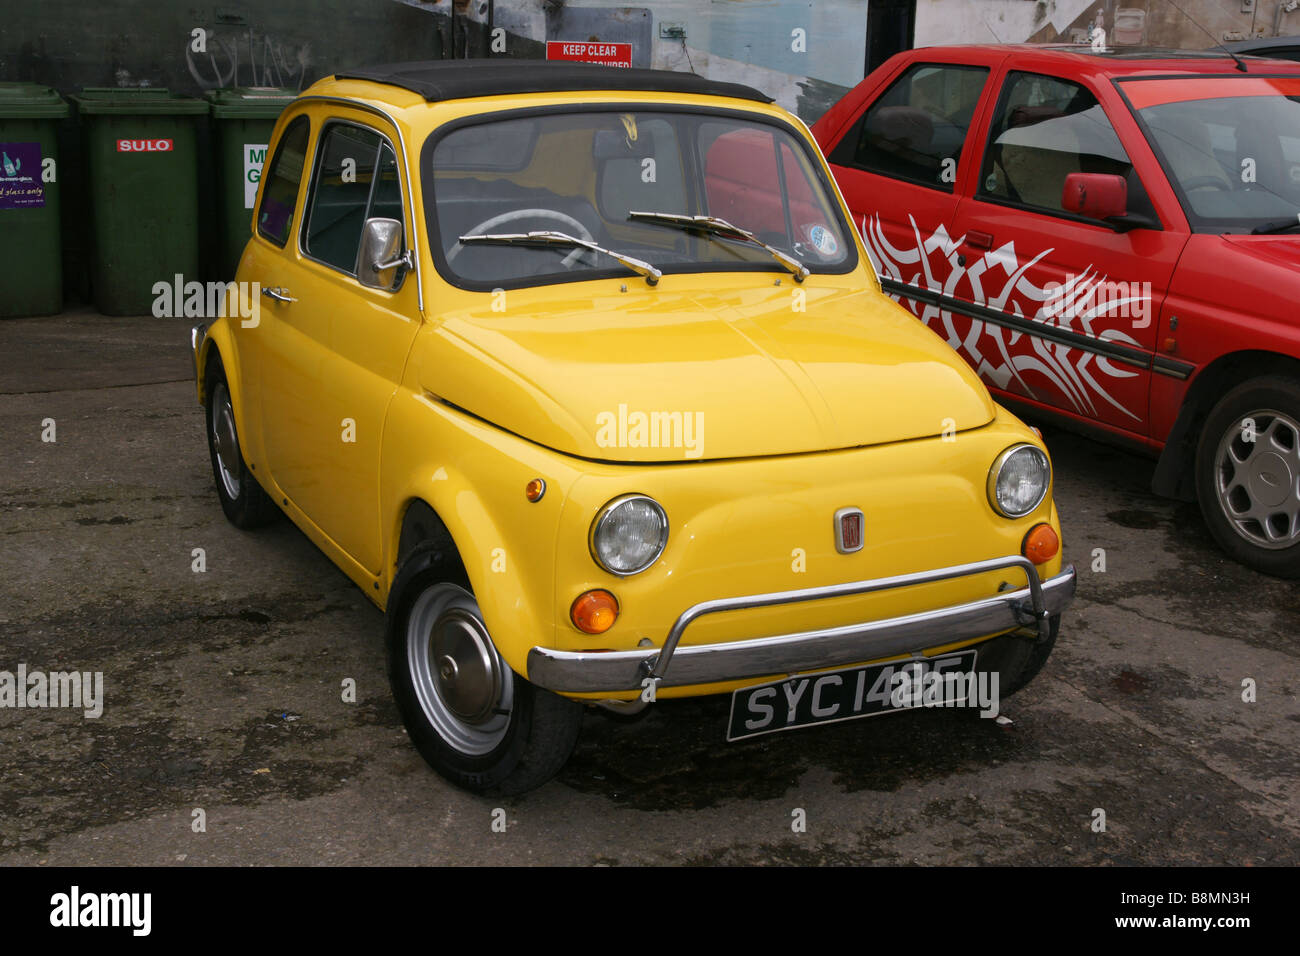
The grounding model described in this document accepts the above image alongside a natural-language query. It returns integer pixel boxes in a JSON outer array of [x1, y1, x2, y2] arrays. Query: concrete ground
[[0, 308, 1296, 866]]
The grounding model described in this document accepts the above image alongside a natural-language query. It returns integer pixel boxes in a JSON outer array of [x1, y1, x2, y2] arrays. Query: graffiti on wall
[[186, 27, 312, 91]]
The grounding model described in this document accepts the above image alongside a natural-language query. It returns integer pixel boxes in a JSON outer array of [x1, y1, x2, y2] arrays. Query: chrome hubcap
[[211, 382, 242, 500], [406, 584, 512, 754], [1214, 409, 1300, 551]]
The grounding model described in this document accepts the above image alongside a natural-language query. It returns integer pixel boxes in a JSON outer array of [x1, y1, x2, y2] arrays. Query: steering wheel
[[1182, 176, 1233, 193], [448, 208, 596, 268]]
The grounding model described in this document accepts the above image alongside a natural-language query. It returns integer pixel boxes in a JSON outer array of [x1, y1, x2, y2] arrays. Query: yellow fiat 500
[[191, 61, 1076, 794]]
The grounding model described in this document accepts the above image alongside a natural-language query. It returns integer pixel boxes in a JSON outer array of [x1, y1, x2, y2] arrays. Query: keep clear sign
[[244, 143, 268, 209]]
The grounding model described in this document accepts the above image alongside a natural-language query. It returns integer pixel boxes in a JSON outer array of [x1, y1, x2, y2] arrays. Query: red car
[[814, 45, 1300, 578]]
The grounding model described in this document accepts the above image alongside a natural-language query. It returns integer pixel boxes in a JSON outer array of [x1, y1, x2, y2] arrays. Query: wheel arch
[[395, 497, 459, 573], [383, 480, 557, 680], [196, 322, 256, 447], [197, 320, 238, 403], [1152, 350, 1300, 500]]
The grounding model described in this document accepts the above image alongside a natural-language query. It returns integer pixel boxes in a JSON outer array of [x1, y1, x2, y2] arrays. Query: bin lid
[[205, 87, 299, 118], [0, 82, 71, 119], [71, 88, 208, 115]]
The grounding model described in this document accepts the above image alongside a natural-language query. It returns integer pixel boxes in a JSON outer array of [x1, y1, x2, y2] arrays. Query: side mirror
[[1061, 172, 1128, 221], [357, 217, 411, 290]]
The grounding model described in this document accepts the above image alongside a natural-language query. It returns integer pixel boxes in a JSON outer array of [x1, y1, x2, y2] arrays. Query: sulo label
[[116, 139, 174, 153]]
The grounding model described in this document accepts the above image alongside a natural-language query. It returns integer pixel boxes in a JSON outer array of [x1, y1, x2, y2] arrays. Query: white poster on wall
[[244, 143, 268, 209]]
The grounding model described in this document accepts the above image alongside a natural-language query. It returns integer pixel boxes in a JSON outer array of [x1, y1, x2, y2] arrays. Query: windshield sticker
[[0, 143, 44, 210], [806, 224, 838, 257]]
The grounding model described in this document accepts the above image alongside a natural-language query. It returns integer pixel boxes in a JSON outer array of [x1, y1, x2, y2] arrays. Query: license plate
[[726, 649, 979, 742]]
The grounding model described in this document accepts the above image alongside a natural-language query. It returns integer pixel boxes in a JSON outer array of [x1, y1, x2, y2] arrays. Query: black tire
[[979, 614, 1061, 700], [386, 542, 583, 795], [1194, 376, 1300, 578], [204, 355, 279, 529]]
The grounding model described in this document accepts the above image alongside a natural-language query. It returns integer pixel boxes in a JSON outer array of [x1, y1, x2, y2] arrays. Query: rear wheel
[[204, 357, 278, 529], [1194, 376, 1300, 578], [387, 545, 583, 795]]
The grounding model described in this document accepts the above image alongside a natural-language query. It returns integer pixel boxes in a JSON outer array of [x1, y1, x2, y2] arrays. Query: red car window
[[828, 62, 989, 192], [979, 71, 1157, 222]]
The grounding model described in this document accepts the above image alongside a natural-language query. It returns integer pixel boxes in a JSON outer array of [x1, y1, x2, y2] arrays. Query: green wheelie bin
[[205, 87, 297, 279], [0, 83, 70, 317], [71, 88, 206, 316]]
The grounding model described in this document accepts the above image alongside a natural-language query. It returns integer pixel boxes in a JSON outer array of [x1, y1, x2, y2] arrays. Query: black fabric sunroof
[[333, 59, 772, 104]]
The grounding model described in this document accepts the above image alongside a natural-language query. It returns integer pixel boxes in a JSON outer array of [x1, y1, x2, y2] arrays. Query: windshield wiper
[[457, 230, 662, 285], [628, 211, 810, 282], [1250, 216, 1300, 235]]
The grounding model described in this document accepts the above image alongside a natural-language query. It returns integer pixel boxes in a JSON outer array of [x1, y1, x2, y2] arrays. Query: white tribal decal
[[860, 213, 1145, 422]]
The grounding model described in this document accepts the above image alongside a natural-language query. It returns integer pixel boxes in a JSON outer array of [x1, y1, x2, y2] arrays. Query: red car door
[[819, 54, 1001, 322], [940, 67, 1190, 436]]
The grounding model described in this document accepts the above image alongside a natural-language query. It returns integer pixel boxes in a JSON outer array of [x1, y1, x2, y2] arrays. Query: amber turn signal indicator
[[571, 589, 619, 634], [1022, 523, 1060, 565], [525, 478, 546, 502]]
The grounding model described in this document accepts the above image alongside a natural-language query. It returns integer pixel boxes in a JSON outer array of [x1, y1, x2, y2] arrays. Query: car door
[[945, 68, 1187, 435], [824, 57, 997, 320], [235, 111, 311, 476], [254, 112, 421, 575]]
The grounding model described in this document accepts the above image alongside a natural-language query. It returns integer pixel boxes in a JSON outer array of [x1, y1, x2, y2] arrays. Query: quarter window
[[830, 63, 989, 192]]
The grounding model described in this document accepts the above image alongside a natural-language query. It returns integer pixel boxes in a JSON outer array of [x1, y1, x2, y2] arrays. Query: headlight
[[988, 444, 1051, 518], [589, 494, 669, 575]]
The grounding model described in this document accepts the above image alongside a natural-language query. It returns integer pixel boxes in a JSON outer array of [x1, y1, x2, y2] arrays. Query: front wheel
[[1194, 376, 1300, 578], [387, 550, 583, 795], [204, 357, 279, 529], [980, 614, 1060, 700]]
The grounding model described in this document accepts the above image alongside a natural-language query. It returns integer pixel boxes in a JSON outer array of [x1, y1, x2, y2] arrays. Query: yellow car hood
[[419, 281, 995, 462]]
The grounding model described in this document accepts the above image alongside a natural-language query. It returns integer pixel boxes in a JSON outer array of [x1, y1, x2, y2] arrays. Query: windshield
[[1127, 76, 1300, 232], [425, 109, 854, 287]]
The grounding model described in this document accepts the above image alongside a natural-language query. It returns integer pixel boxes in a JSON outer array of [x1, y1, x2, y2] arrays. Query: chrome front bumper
[[527, 556, 1076, 695]]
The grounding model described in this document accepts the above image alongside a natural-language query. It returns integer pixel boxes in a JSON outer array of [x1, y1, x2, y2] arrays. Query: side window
[[256, 115, 310, 247], [979, 71, 1155, 219], [303, 123, 384, 274], [830, 63, 989, 192]]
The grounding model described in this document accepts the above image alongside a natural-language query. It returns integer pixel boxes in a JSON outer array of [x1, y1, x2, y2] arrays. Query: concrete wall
[[0, 0, 865, 124], [916, 0, 1300, 48], [0, 0, 441, 94], [4, 0, 1293, 120], [0, 0, 868, 297]]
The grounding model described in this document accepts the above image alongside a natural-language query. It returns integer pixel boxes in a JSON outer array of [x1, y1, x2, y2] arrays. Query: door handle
[[261, 286, 297, 303], [966, 231, 994, 252]]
